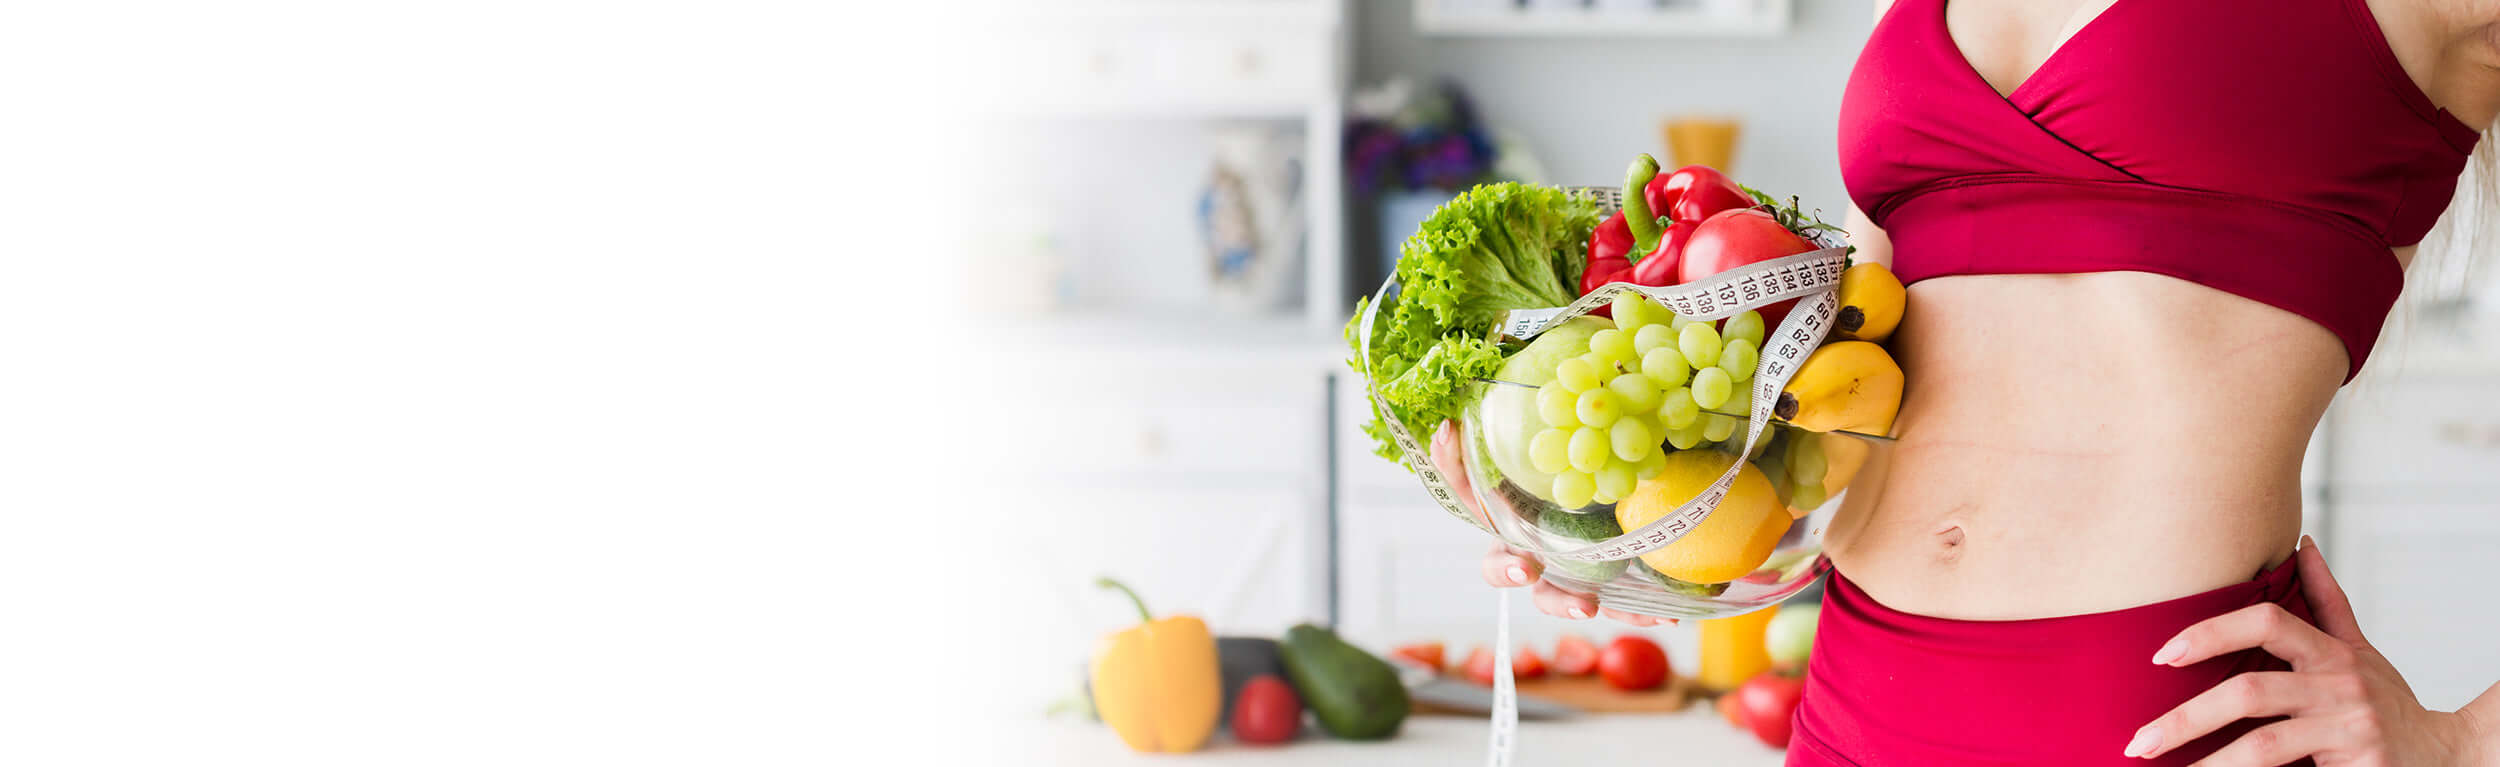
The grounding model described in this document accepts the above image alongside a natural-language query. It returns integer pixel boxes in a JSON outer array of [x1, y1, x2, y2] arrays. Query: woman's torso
[[1823, 272, 2329, 619], [1822, 0, 2475, 620]]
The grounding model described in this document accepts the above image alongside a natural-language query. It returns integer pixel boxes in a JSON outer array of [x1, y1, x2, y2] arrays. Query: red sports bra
[[1840, 0, 2481, 377]]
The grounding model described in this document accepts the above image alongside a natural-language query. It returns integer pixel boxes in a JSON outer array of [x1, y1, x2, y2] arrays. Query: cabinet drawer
[[987, 6, 1333, 115], [1166, 30, 1326, 111], [1000, 362, 1322, 480], [2329, 378, 2500, 496]]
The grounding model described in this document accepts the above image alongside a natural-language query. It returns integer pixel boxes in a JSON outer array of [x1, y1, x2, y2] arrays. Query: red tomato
[[1717, 690, 1752, 730], [1390, 641, 1445, 672], [1230, 674, 1303, 745], [1733, 672, 1806, 748], [1645, 165, 1755, 227], [1597, 635, 1670, 691], [1459, 645, 1549, 685], [1677, 208, 1819, 327], [1461, 646, 1497, 687], [1512, 647, 1548, 680], [1551, 634, 1599, 676]]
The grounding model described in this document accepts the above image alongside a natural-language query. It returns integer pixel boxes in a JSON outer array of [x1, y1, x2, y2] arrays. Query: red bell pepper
[[1583, 157, 1759, 304], [1581, 211, 1635, 305], [1646, 164, 1755, 229]]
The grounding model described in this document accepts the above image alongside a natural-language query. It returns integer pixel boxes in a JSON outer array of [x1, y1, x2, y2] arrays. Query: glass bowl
[[1456, 380, 1887, 620]]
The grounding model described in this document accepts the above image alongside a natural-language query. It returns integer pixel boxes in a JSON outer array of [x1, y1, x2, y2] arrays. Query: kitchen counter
[[1004, 711, 1790, 765]]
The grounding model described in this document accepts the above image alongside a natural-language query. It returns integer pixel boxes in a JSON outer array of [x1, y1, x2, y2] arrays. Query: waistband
[[1791, 557, 2311, 766]]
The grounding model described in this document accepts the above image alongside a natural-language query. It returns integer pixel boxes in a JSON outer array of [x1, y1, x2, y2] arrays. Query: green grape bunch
[[1523, 292, 1776, 507]]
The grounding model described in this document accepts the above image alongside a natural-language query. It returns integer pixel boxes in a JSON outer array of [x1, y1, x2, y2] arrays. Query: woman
[[1474, 0, 2500, 763]]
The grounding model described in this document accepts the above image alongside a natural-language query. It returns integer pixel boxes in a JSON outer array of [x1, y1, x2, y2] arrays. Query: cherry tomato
[[1551, 634, 1599, 676], [1230, 674, 1303, 745], [1511, 646, 1548, 680], [1461, 646, 1497, 687], [1597, 635, 1670, 691], [1390, 641, 1445, 672]]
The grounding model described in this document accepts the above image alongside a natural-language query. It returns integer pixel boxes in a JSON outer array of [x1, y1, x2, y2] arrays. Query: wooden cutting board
[[1414, 673, 1695, 715]]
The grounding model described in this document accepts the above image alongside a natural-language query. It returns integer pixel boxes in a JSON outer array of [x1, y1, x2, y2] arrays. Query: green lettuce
[[1346, 183, 1598, 464]]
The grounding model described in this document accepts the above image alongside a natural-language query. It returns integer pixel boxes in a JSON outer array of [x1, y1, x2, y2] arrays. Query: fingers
[[1478, 544, 1676, 625], [2131, 672, 2340, 759], [1531, 579, 1599, 620], [2180, 719, 2335, 767], [2295, 535, 2366, 644], [1481, 543, 1540, 588], [1600, 607, 1675, 627], [2155, 602, 2346, 670], [1429, 420, 1489, 527]]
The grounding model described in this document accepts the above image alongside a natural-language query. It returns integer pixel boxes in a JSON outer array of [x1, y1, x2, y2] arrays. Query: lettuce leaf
[[1346, 183, 1598, 464]]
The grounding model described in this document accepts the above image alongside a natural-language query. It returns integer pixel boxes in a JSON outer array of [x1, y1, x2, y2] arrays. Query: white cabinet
[[975, 0, 1349, 332], [987, 324, 1340, 705], [2328, 377, 2500, 498], [1330, 371, 1494, 648], [2323, 374, 2500, 711], [2326, 501, 2500, 711]]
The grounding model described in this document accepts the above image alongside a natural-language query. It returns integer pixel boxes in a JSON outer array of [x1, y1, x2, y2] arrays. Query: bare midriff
[[1823, 271, 2340, 620]]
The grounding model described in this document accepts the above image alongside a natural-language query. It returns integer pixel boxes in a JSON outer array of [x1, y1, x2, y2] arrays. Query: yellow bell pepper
[[1089, 578, 1221, 753]]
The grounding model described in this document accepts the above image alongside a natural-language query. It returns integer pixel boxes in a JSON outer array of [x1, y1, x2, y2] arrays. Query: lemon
[[1615, 450, 1791, 584]]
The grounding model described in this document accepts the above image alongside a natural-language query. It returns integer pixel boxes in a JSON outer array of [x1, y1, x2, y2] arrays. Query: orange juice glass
[[1664, 116, 1742, 172], [1697, 604, 1777, 690]]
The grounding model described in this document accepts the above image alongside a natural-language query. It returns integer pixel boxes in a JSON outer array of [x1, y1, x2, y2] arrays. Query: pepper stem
[[1096, 577, 1154, 622], [1623, 154, 1664, 260]]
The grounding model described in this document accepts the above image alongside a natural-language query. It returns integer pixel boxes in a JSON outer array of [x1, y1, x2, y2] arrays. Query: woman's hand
[[2125, 536, 2497, 765], [1480, 542, 1671, 626], [1431, 420, 1671, 627]]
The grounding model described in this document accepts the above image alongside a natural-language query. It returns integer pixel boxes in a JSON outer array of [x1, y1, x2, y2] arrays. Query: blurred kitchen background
[[964, 0, 2500, 759]]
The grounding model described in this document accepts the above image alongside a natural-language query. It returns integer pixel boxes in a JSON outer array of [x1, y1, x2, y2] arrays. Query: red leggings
[[1790, 557, 2312, 766]]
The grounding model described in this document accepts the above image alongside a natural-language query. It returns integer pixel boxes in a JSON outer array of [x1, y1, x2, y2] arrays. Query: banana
[[1833, 262, 1906, 343], [1773, 340, 1904, 436], [1818, 431, 1872, 495]]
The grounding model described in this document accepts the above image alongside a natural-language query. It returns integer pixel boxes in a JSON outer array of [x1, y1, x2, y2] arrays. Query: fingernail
[[2123, 726, 2159, 758], [2301, 534, 2317, 551], [1507, 566, 1529, 586], [2151, 638, 2186, 665], [1567, 606, 1589, 619]]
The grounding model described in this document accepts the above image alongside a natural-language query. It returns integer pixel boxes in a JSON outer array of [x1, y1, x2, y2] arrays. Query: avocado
[[1216, 636, 1285, 721], [1278, 624, 1409, 740], [1633, 558, 1730, 597], [1536, 509, 1628, 582]]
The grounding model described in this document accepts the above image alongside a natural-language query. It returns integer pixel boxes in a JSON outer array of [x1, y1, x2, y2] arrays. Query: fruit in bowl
[[1460, 396, 1853, 619], [1615, 449, 1790, 584]]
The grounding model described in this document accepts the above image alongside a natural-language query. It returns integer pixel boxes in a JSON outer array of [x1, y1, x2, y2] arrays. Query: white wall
[[1351, 0, 1872, 219]]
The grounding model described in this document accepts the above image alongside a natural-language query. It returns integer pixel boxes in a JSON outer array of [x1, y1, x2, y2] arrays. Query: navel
[[1932, 522, 1966, 563]]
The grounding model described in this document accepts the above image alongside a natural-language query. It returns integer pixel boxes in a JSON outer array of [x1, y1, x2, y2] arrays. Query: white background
[[1, 2, 969, 764]]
